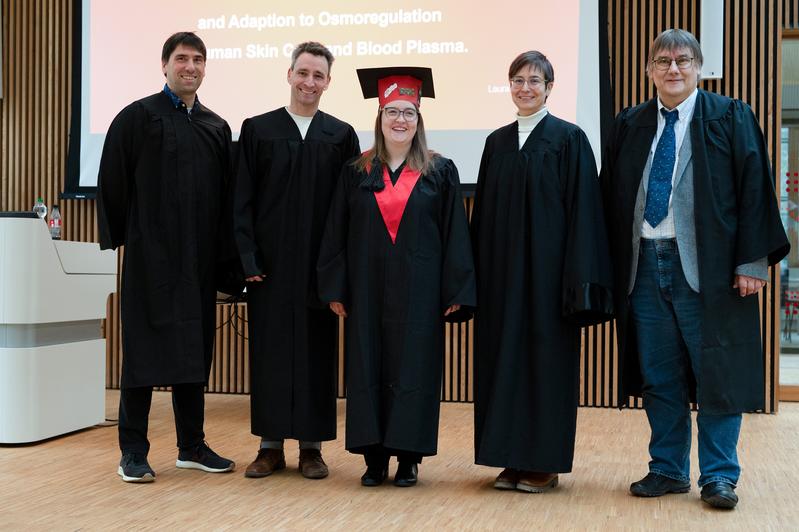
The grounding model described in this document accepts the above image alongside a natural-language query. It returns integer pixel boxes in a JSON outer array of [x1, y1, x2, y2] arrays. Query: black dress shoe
[[701, 481, 738, 509], [630, 472, 690, 497], [361, 467, 388, 487], [393, 462, 418, 487]]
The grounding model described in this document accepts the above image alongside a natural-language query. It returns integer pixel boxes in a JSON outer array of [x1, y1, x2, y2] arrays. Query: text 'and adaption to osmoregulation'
[[198, 10, 443, 30], [197, 9, 466, 59]]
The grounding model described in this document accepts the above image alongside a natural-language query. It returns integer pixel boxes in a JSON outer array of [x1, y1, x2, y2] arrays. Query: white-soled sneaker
[[118, 453, 155, 483], [176, 441, 235, 473]]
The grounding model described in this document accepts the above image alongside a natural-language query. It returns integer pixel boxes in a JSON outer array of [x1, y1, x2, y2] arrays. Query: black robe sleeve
[[729, 101, 790, 267], [317, 163, 352, 306], [560, 129, 614, 326], [469, 135, 491, 277], [96, 103, 142, 250], [346, 125, 362, 161], [232, 118, 264, 277], [598, 107, 628, 222], [437, 158, 477, 323], [214, 122, 244, 296]]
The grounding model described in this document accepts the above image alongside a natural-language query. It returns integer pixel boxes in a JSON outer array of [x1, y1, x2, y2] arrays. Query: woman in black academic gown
[[317, 67, 475, 487], [471, 51, 613, 492]]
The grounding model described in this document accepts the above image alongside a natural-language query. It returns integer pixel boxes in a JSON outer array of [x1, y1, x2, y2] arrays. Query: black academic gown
[[600, 90, 790, 414], [234, 108, 359, 441], [97, 91, 233, 388], [471, 114, 613, 473], [317, 156, 476, 456]]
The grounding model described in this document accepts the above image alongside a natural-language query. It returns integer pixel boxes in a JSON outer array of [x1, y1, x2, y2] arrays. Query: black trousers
[[118, 383, 205, 455]]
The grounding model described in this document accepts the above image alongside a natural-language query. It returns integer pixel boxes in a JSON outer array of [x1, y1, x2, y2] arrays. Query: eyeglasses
[[510, 76, 548, 88], [650, 56, 694, 71], [382, 107, 419, 121]]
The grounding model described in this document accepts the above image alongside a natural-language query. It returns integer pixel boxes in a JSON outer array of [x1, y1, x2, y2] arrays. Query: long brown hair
[[354, 108, 435, 180]]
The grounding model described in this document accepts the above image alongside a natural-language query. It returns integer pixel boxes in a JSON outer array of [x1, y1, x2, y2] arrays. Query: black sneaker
[[118, 453, 155, 483], [176, 441, 235, 473]]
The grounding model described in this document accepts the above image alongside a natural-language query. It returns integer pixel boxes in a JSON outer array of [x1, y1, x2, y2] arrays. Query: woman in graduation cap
[[471, 51, 613, 493], [317, 67, 475, 487]]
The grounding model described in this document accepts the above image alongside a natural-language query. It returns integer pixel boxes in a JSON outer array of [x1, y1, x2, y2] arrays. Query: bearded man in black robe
[[97, 32, 235, 483], [233, 42, 359, 480], [601, 29, 789, 509]]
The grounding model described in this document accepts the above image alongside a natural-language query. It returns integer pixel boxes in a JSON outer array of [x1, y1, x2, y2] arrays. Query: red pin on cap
[[356, 66, 435, 108]]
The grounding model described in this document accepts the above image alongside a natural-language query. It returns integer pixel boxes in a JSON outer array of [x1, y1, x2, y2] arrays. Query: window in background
[[779, 38, 799, 396]]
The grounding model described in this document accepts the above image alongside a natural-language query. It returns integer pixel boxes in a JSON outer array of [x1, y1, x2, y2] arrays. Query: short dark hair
[[161, 32, 207, 64], [508, 50, 554, 84], [291, 41, 334, 72], [647, 29, 704, 70]]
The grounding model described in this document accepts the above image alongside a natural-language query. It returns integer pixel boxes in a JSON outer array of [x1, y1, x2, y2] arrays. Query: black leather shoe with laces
[[630, 472, 690, 497], [701, 481, 738, 509]]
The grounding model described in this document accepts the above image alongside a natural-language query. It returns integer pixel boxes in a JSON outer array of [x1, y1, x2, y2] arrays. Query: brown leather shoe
[[516, 471, 559, 493], [244, 448, 286, 478], [494, 468, 519, 490], [299, 449, 329, 479]]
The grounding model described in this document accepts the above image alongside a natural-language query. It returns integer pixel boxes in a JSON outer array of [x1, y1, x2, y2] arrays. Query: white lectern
[[0, 213, 116, 443]]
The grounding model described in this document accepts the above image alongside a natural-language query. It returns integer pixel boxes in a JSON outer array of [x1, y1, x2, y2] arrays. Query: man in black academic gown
[[601, 29, 789, 509], [97, 32, 236, 483], [234, 42, 359, 480]]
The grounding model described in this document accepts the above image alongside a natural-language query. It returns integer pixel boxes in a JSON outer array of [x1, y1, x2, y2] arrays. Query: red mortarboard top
[[356, 66, 435, 108]]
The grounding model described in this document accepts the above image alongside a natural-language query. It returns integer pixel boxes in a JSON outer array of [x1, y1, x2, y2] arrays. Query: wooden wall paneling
[[769, 0, 783, 412], [588, 326, 595, 406], [206, 303, 250, 394], [610, 321, 619, 407], [219, 307, 228, 394], [337, 316, 345, 398], [1, 0, 76, 221], [0, 1, 787, 412], [578, 328, 586, 405], [466, 321, 474, 402], [442, 322, 451, 401]]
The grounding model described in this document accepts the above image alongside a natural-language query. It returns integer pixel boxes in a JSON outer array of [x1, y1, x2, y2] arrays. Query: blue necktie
[[644, 109, 679, 228]]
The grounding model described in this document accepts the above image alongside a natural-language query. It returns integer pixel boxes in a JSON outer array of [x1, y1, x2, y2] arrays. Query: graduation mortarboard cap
[[356, 66, 435, 108]]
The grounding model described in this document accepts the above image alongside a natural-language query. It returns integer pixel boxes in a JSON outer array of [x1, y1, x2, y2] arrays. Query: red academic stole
[[372, 165, 422, 244]]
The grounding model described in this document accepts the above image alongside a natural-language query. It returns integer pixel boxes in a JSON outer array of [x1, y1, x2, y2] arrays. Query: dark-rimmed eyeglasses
[[651, 56, 694, 71], [382, 107, 419, 121]]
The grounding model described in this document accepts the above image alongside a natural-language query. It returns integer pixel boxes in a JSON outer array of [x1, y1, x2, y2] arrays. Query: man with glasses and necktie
[[600, 29, 789, 509]]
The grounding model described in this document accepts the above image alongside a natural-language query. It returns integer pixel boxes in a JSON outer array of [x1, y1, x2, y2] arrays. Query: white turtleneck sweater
[[516, 107, 548, 149]]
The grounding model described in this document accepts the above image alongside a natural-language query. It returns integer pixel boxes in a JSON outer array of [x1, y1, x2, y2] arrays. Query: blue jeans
[[630, 239, 741, 487]]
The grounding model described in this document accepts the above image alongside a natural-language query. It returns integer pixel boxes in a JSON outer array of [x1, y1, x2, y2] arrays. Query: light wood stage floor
[[2, 391, 798, 530]]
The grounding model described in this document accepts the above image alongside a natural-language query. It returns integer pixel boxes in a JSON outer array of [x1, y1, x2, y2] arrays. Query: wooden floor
[[2, 392, 798, 531]]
